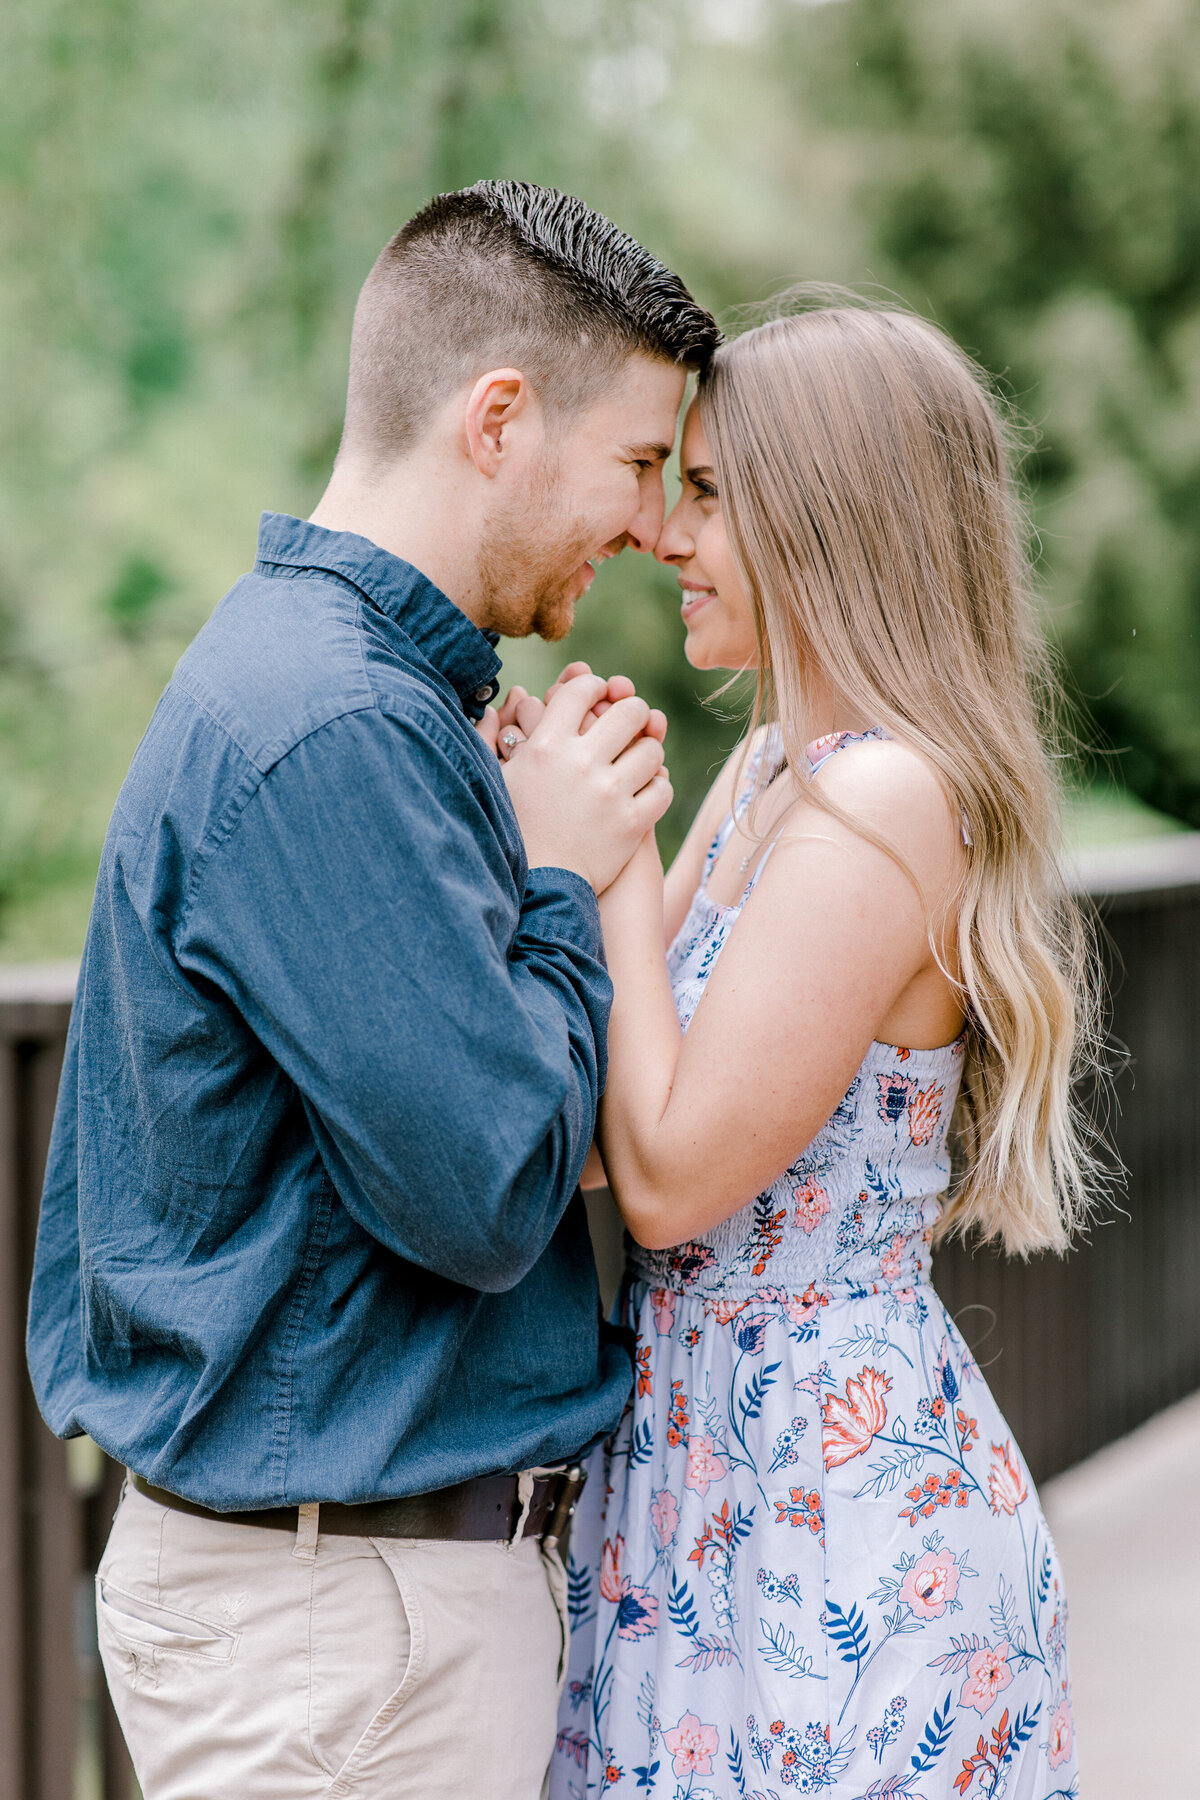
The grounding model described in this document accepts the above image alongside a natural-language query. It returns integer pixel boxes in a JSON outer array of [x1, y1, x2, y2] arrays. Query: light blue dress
[[552, 730, 1077, 1800]]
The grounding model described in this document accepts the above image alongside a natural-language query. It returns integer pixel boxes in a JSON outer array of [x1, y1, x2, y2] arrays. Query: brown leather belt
[[130, 1466, 586, 1548]]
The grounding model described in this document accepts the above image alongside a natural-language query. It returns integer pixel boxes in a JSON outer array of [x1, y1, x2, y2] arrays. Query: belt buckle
[[542, 1464, 587, 1551]]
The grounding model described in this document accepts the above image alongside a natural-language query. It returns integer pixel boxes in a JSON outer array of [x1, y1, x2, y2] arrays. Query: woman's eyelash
[[691, 477, 717, 499]]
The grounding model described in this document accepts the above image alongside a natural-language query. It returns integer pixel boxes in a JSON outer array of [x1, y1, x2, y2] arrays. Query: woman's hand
[[477, 661, 667, 761]]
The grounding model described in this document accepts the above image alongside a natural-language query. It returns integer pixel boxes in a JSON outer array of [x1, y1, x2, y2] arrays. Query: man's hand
[[501, 673, 672, 893]]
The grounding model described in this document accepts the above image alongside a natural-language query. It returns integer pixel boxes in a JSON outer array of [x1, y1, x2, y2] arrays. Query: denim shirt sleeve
[[175, 701, 612, 1293]]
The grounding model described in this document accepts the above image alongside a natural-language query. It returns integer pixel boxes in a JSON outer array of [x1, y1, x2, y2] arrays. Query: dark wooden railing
[[4, 832, 1200, 1797], [0, 966, 133, 1800]]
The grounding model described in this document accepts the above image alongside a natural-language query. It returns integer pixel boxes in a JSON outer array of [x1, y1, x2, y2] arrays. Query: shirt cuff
[[520, 866, 605, 962]]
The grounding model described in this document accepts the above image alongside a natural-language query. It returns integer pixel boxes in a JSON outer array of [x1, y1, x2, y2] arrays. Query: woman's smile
[[679, 580, 718, 622]]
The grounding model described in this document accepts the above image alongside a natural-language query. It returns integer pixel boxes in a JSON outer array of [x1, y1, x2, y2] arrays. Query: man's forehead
[[592, 354, 687, 435]]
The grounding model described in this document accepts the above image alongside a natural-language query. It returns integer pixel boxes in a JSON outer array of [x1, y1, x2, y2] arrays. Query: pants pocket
[[309, 1537, 425, 1794], [97, 1577, 239, 1664], [541, 1544, 570, 1688]]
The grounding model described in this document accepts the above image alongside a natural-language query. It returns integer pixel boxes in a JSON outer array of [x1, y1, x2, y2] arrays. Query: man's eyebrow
[[623, 441, 673, 462]]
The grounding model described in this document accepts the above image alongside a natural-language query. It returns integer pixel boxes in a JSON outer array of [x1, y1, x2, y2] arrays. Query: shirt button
[[473, 681, 499, 705]]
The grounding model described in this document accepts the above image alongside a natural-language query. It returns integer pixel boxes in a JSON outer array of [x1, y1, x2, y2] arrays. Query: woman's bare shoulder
[[794, 736, 965, 887]]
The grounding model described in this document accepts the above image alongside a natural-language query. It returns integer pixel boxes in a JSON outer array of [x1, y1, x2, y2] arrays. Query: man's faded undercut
[[340, 181, 721, 462]]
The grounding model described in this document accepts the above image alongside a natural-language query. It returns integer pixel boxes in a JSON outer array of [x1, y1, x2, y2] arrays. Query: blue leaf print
[[909, 1693, 954, 1773], [627, 1416, 654, 1468], [566, 1555, 594, 1628], [738, 1360, 781, 1424], [667, 1572, 700, 1638], [825, 1598, 870, 1671], [726, 1728, 749, 1798], [757, 1618, 826, 1679]]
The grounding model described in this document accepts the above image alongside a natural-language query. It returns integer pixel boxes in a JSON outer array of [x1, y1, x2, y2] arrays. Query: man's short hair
[[340, 181, 721, 461]]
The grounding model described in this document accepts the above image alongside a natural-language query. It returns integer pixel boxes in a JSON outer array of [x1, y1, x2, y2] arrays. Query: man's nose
[[625, 482, 667, 554]]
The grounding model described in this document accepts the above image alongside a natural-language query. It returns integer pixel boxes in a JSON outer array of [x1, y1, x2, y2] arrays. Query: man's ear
[[463, 368, 532, 477]]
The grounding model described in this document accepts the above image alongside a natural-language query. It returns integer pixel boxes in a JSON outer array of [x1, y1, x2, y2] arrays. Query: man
[[27, 181, 719, 1799]]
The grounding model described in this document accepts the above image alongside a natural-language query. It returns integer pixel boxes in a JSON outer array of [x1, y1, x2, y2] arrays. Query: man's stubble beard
[[476, 454, 602, 643]]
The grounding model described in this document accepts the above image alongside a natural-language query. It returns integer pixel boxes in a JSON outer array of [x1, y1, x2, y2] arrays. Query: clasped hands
[[477, 661, 671, 894]]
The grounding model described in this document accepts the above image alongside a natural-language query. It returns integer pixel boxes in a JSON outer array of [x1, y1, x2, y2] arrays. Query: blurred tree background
[[1, 0, 1195, 959]]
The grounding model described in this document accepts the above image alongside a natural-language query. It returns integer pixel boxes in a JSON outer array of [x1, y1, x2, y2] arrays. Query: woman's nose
[[654, 497, 691, 564]]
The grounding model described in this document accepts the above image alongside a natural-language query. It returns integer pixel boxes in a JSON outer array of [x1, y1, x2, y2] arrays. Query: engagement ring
[[499, 728, 523, 760]]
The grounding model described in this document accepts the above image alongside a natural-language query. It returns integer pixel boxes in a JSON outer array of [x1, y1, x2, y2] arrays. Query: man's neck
[[309, 460, 489, 629]]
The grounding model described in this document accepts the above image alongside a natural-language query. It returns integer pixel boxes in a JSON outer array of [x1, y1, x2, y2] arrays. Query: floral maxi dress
[[551, 730, 1078, 1800]]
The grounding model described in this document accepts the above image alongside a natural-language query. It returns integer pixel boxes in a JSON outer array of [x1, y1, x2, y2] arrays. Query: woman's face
[[655, 401, 759, 671]]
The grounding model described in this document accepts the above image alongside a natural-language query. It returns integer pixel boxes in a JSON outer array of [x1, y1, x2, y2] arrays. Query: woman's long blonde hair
[[699, 294, 1103, 1256]]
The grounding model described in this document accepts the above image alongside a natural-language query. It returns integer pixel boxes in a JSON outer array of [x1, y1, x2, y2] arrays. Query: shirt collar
[[254, 512, 502, 717]]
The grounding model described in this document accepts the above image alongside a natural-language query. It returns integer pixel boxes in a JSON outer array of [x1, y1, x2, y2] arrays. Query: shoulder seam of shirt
[[174, 691, 494, 950]]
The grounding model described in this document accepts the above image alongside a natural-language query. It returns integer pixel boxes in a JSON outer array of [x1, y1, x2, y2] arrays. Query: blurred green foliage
[[1, 0, 1196, 959]]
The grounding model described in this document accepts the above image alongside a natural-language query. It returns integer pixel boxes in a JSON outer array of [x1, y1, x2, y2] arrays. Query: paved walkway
[[1042, 1388, 1200, 1797]]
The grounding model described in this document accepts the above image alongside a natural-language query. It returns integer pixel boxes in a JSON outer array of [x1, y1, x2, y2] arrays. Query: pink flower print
[[758, 1284, 828, 1329], [899, 1546, 961, 1618], [683, 1434, 728, 1497], [1047, 1699, 1074, 1769], [792, 1177, 831, 1235], [959, 1641, 1013, 1714], [907, 1081, 945, 1146], [880, 1233, 906, 1280], [662, 1711, 720, 1778], [616, 1579, 658, 1640], [987, 1440, 1028, 1516], [650, 1488, 679, 1549], [599, 1535, 624, 1603], [651, 1288, 677, 1336], [821, 1365, 892, 1469], [876, 1072, 918, 1125]]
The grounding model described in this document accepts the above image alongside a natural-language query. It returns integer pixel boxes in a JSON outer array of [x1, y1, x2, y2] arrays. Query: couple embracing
[[28, 181, 1085, 1799]]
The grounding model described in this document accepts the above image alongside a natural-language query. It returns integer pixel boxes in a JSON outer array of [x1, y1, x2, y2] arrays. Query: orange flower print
[[907, 1081, 945, 1146], [599, 1535, 624, 1603], [987, 1440, 1028, 1515], [666, 1379, 689, 1448], [899, 1468, 969, 1525], [959, 1641, 1013, 1714], [792, 1178, 831, 1235], [774, 1487, 825, 1542], [821, 1365, 892, 1469], [635, 1344, 652, 1399], [1047, 1699, 1074, 1769]]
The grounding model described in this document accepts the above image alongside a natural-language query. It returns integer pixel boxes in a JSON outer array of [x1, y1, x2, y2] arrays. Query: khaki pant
[[97, 1480, 569, 1800]]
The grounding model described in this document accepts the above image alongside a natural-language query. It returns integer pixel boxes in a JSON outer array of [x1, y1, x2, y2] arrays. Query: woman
[[551, 300, 1090, 1799]]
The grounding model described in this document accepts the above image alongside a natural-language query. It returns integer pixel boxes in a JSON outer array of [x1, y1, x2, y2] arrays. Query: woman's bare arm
[[596, 741, 966, 1249]]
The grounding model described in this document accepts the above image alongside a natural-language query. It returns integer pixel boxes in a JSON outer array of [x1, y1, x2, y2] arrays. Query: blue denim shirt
[[27, 513, 632, 1508]]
